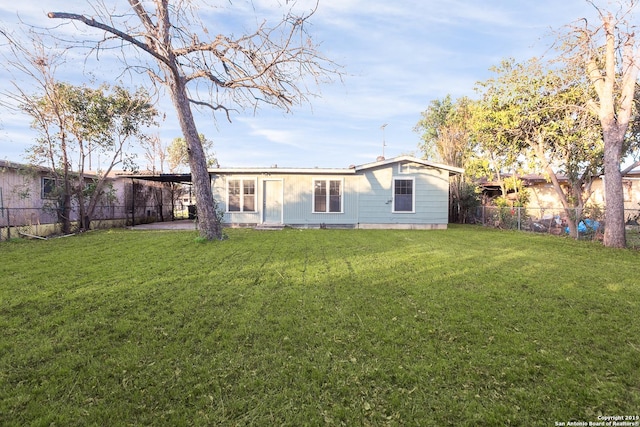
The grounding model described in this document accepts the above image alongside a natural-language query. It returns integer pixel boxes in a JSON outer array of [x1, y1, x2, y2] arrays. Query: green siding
[[211, 160, 452, 227], [357, 163, 449, 225], [281, 175, 359, 226]]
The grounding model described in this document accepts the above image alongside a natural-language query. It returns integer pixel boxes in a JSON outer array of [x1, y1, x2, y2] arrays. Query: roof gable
[[355, 156, 464, 176]]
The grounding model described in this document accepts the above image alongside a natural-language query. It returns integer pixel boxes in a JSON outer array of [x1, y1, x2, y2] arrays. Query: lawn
[[1, 226, 639, 426]]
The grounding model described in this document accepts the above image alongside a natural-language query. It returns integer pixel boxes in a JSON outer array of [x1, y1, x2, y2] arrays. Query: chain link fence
[[0, 204, 181, 240], [472, 205, 640, 242]]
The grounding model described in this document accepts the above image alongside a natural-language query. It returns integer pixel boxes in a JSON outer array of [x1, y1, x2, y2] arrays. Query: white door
[[263, 180, 283, 224]]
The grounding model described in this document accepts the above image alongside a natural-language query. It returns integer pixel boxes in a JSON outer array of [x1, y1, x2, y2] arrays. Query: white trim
[[392, 177, 415, 213], [312, 177, 344, 214], [398, 162, 416, 174], [226, 177, 258, 213], [356, 155, 464, 175], [262, 178, 284, 224], [214, 167, 353, 175], [41, 177, 57, 200]]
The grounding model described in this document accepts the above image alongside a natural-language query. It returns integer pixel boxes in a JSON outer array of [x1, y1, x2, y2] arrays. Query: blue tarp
[[565, 218, 600, 234]]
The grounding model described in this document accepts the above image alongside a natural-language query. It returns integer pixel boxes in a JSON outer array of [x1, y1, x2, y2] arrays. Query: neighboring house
[[477, 174, 576, 209], [0, 160, 174, 238], [478, 170, 640, 218], [211, 156, 464, 229], [0, 160, 60, 230]]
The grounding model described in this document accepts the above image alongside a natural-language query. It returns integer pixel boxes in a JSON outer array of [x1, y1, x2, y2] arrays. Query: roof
[[0, 159, 49, 173], [117, 172, 193, 183], [211, 166, 353, 175], [210, 156, 464, 176], [0, 159, 114, 180], [354, 156, 464, 175]]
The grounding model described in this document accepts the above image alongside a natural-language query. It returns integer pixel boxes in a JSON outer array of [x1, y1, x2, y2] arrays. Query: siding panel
[[211, 158, 453, 228]]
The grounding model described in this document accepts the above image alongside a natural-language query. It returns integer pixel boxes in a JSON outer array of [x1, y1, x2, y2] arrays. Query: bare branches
[[48, 2, 339, 120], [188, 97, 234, 122], [47, 11, 170, 67], [45, 1, 339, 239]]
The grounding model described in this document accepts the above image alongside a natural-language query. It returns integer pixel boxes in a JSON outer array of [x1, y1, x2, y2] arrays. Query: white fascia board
[[210, 167, 355, 175]]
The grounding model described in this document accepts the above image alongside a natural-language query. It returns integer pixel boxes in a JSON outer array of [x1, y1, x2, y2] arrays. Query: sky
[[0, 0, 599, 170]]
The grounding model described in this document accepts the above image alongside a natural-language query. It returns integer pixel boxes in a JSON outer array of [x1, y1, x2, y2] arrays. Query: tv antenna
[[380, 123, 388, 157]]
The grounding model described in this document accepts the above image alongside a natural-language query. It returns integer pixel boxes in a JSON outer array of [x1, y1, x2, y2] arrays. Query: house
[[0, 160, 60, 233], [0, 159, 174, 239], [210, 156, 464, 229], [478, 170, 640, 215]]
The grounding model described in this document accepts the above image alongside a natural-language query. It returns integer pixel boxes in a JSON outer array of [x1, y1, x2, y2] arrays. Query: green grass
[[1, 226, 639, 426]]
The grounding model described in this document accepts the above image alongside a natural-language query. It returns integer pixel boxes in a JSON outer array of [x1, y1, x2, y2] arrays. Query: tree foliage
[[415, 95, 478, 222], [1, 30, 157, 233], [167, 134, 217, 172], [474, 57, 603, 237], [415, 95, 475, 169], [29, 83, 157, 232]]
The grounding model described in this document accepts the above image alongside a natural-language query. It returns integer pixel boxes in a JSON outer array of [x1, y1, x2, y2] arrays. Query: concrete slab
[[131, 220, 197, 230]]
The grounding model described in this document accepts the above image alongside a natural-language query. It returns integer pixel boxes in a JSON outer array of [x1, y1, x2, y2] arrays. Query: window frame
[[312, 178, 344, 214], [226, 178, 257, 213], [392, 177, 415, 213], [41, 177, 57, 200], [398, 162, 417, 174]]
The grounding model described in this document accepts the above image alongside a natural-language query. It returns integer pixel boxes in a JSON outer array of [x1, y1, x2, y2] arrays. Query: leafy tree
[[48, 1, 339, 240], [415, 95, 476, 167], [1, 30, 157, 232], [558, 0, 640, 247], [415, 95, 477, 222], [31, 83, 156, 232], [474, 57, 603, 237], [167, 134, 217, 172], [74, 85, 157, 230]]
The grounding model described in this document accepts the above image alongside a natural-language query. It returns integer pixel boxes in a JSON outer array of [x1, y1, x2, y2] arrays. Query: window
[[243, 180, 255, 211], [393, 178, 414, 212], [623, 180, 632, 202], [314, 179, 342, 213], [42, 177, 57, 199], [398, 162, 416, 174], [227, 179, 256, 212]]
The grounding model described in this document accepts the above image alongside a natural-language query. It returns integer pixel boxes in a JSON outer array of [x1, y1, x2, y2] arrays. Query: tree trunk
[[60, 135, 72, 234], [602, 128, 626, 248], [60, 193, 72, 234], [545, 164, 578, 238], [169, 77, 222, 240], [587, 13, 636, 248]]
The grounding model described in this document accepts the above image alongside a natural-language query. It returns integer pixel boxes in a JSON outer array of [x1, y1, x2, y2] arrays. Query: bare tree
[[141, 134, 167, 174], [561, 0, 640, 247], [48, 0, 339, 240]]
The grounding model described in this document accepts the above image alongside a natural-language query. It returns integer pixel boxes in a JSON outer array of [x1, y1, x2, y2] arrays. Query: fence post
[[6, 207, 10, 240], [518, 207, 521, 230]]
